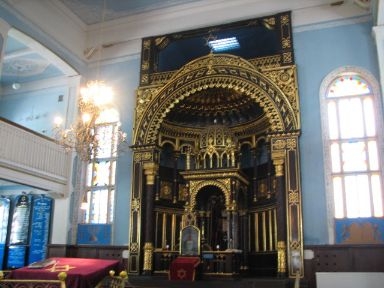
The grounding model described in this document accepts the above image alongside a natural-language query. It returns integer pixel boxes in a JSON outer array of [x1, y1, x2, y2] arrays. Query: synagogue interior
[[0, 1, 383, 288]]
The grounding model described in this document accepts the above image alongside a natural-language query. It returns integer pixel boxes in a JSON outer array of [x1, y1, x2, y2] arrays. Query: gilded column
[[271, 134, 304, 278], [142, 162, 159, 275], [252, 148, 258, 202], [273, 157, 286, 277], [173, 151, 180, 203]]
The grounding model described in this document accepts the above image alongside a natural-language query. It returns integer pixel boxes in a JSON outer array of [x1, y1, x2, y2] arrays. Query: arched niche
[[130, 12, 303, 280], [133, 53, 299, 146]]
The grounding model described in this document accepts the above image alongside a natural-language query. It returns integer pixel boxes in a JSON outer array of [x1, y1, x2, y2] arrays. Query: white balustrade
[[0, 119, 72, 197]]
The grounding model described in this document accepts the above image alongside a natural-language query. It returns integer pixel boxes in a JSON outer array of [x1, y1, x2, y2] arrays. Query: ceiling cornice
[[1, 0, 371, 64]]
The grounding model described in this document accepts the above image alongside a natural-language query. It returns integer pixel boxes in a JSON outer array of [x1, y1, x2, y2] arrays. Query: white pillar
[[372, 0, 384, 98], [0, 19, 11, 77]]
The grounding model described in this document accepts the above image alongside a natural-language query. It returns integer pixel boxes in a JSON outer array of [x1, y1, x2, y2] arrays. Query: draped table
[[169, 257, 200, 281], [10, 257, 121, 288]]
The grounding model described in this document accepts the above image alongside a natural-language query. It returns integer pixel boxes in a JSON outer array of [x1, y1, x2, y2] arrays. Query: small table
[[10, 257, 121, 288]]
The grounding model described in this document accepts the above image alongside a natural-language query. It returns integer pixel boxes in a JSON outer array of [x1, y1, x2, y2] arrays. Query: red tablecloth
[[10, 257, 120, 288], [169, 257, 200, 281]]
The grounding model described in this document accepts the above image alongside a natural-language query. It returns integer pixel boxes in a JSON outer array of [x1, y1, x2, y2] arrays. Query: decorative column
[[142, 162, 159, 275], [184, 146, 192, 170], [252, 148, 258, 202], [267, 143, 273, 199], [273, 156, 286, 277], [271, 134, 304, 278], [239, 209, 249, 272], [172, 152, 180, 203]]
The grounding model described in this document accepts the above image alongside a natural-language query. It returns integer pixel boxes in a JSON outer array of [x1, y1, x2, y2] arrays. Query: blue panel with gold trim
[[335, 218, 384, 244]]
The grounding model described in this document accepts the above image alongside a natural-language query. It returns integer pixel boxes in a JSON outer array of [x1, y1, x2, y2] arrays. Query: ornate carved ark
[[129, 11, 303, 279]]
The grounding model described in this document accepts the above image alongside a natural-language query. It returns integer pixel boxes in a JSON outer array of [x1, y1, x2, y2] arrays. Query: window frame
[[82, 120, 121, 225], [320, 66, 384, 243]]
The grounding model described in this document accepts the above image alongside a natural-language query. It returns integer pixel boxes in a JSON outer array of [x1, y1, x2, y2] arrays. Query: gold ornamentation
[[131, 198, 140, 212], [281, 14, 290, 25], [272, 139, 286, 150], [141, 62, 149, 70], [160, 181, 172, 200], [288, 191, 299, 204], [188, 179, 231, 209], [182, 211, 197, 227], [130, 242, 139, 253], [154, 36, 170, 49], [46, 264, 75, 272], [133, 152, 153, 162], [290, 240, 301, 250], [273, 159, 285, 177], [286, 138, 297, 150], [136, 88, 159, 121], [142, 39, 151, 49], [277, 241, 287, 274], [177, 268, 187, 279], [143, 162, 159, 185], [282, 38, 291, 50], [143, 242, 154, 271], [133, 54, 299, 145], [249, 55, 282, 69], [140, 74, 148, 85], [179, 184, 189, 201], [283, 52, 292, 64], [132, 12, 303, 279], [262, 17, 276, 29], [261, 66, 299, 126]]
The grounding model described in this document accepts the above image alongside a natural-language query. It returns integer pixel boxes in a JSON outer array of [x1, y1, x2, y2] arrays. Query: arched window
[[320, 67, 384, 220], [82, 108, 122, 223]]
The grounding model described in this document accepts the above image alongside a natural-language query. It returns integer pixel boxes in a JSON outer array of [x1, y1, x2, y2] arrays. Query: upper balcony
[[0, 118, 72, 198]]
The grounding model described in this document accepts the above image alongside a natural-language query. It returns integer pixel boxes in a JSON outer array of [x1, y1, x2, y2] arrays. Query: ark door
[[195, 185, 228, 251]]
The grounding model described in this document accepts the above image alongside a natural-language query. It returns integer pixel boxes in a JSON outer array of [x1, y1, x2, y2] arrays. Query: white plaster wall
[[50, 197, 71, 244], [316, 272, 384, 288]]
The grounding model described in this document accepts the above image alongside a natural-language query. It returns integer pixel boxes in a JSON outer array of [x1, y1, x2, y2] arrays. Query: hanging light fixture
[[54, 80, 126, 162], [54, 0, 126, 162]]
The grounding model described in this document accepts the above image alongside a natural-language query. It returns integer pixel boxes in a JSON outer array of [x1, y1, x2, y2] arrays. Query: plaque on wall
[[7, 245, 27, 269], [77, 224, 111, 245], [0, 197, 10, 269], [7, 194, 32, 269], [28, 196, 53, 264], [9, 194, 32, 245], [335, 217, 384, 244]]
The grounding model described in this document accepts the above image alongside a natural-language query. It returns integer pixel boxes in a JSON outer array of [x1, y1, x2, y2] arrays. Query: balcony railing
[[0, 118, 72, 197]]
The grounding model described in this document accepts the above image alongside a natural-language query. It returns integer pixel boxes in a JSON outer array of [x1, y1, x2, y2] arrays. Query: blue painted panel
[[0, 197, 10, 269], [77, 224, 111, 245], [335, 217, 384, 244], [9, 194, 32, 245], [28, 196, 53, 264], [7, 245, 27, 269]]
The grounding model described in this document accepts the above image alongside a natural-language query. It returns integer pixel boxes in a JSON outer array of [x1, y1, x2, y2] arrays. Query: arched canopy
[[133, 53, 299, 145]]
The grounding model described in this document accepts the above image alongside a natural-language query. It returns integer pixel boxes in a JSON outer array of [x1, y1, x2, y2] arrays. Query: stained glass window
[[322, 70, 384, 219], [82, 108, 120, 224]]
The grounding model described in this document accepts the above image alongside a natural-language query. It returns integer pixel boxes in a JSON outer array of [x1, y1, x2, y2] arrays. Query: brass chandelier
[[54, 80, 126, 162]]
